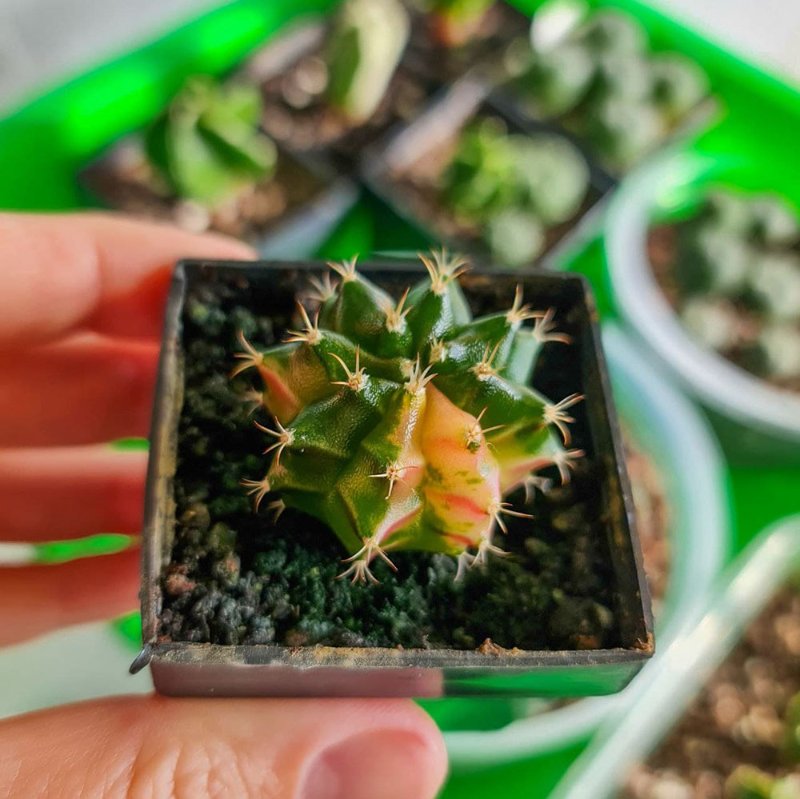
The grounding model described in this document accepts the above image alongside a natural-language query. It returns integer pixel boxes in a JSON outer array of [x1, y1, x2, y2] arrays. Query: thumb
[[0, 695, 447, 799]]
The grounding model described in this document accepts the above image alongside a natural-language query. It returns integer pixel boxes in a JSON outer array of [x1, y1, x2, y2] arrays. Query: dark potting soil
[[80, 140, 323, 243], [158, 276, 620, 651], [622, 588, 800, 798], [383, 113, 599, 265], [648, 223, 800, 395]]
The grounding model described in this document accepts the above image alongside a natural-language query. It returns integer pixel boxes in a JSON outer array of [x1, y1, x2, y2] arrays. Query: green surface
[[1, 0, 798, 797]]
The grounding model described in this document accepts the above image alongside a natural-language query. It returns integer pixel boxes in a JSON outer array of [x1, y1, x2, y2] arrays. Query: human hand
[[0, 212, 447, 798]]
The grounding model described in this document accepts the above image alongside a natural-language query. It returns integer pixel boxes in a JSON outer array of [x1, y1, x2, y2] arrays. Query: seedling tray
[[135, 259, 652, 697], [361, 76, 614, 271]]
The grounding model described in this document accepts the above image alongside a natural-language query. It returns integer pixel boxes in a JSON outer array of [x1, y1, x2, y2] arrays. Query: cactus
[[514, 6, 708, 170], [145, 76, 277, 206], [665, 188, 800, 386], [234, 250, 583, 584], [441, 118, 590, 266], [325, 0, 411, 124]]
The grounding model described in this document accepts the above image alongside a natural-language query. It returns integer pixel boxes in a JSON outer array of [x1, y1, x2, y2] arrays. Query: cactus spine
[[235, 251, 583, 583]]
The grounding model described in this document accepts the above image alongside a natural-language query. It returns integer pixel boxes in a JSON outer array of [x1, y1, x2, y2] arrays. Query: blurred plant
[[145, 76, 277, 206], [511, 5, 709, 170], [726, 765, 800, 799], [440, 117, 589, 266], [325, 0, 411, 123], [424, 0, 496, 47], [234, 250, 583, 583], [662, 188, 800, 388]]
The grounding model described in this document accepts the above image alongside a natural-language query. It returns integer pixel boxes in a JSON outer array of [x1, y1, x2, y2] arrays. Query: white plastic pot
[[605, 148, 800, 464], [552, 514, 800, 799], [443, 324, 731, 769]]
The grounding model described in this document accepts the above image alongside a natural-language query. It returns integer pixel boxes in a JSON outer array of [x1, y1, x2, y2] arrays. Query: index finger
[[0, 212, 255, 348]]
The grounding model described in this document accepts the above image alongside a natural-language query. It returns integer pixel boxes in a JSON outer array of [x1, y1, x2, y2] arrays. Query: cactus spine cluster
[[234, 251, 583, 584]]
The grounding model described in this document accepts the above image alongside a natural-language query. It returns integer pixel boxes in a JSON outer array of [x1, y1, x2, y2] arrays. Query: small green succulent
[[145, 76, 277, 206], [514, 7, 709, 170], [325, 0, 410, 123], [234, 251, 583, 584], [664, 188, 800, 386], [441, 118, 590, 266], [726, 766, 800, 799]]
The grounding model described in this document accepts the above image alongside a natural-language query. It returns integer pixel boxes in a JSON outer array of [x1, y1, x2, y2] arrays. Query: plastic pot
[[440, 324, 731, 767], [605, 148, 800, 464], [552, 513, 800, 799], [135, 259, 653, 698]]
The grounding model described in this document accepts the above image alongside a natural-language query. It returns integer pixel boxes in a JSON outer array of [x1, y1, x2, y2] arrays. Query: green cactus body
[[145, 76, 277, 206], [235, 251, 583, 583], [325, 0, 411, 124]]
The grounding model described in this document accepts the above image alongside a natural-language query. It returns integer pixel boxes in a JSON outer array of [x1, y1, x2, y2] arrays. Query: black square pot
[[360, 76, 615, 271], [134, 259, 653, 697]]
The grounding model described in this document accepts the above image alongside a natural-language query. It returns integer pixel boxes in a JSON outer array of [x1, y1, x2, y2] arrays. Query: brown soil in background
[[622, 589, 800, 798]]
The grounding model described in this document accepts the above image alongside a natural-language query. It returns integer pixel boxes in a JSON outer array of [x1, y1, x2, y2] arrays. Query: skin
[[0, 212, 448, 799]]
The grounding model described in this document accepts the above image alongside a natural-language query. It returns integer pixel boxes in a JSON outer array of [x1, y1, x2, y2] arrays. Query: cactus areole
[[235, 251, 584, 585]]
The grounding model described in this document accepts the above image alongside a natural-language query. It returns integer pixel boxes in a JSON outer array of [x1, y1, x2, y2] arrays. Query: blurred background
[[1, 1, 799, 798]]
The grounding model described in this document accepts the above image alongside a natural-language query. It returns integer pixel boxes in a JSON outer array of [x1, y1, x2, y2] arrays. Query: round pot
[[440, 324, 731, 768], [605, 148, 800, 464]]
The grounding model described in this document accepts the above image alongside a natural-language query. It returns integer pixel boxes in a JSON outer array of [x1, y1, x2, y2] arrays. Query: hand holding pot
[[0, 212, 447, 799]]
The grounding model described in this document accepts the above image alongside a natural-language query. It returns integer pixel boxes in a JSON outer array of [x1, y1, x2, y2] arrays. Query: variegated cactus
[[234, 251, 583, 584]]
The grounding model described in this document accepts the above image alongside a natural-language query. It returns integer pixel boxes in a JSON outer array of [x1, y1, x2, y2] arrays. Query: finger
[[0, 547, 140, 647], [0, 695, 447, 799], [0, 334, 158, 446], [0, 446, 146, 541], [0, 211, 255, 348]]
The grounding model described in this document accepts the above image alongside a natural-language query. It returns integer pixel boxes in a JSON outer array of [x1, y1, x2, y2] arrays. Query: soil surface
[[648, 224, 800, 395], [158, 274, 622, 651], [81, 140, 323, 243], [384, 112, 599, 265], [622, 588, 800, 798]]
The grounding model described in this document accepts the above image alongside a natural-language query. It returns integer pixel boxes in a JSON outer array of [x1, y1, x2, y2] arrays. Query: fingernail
[[300, 729, 441, 799]]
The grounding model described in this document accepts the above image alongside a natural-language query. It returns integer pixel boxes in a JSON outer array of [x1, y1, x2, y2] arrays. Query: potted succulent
[[133, 252, 652, 697], [606, 149, 800, 463], [498, 0, 714, 175], [648, 187, 800, 396], [362, 77, 608, 270], [550, 516, 800, 799], [82, 75, 356, 256], [247, 0, 428, 159]]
